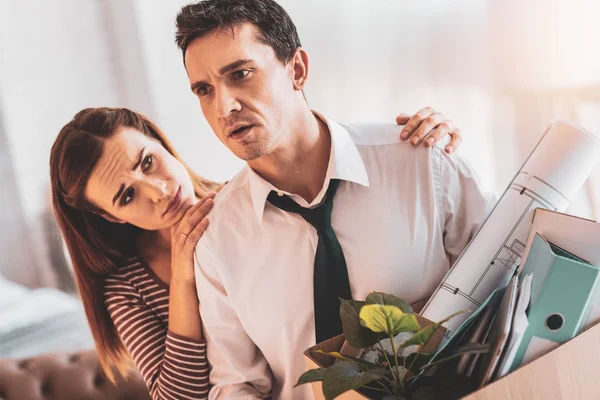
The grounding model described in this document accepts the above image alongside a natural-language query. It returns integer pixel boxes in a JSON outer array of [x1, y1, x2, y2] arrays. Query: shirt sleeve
[[194, 242, 273, 399], [104, 276, 210, 400], [432, 146, 498, 265]]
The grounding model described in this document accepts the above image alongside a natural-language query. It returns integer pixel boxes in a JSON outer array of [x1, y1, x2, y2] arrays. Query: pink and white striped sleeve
[[104, 275, 210, 400]]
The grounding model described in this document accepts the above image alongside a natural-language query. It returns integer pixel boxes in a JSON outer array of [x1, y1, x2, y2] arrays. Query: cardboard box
[[304, 320, 600, 399], [305, 335, 367, 400], [463, 322, 600, 399], [303, 314, 445, 400]]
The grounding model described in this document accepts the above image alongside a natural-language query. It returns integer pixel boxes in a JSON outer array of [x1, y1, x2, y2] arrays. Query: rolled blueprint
[[421, 121, 600, 339]]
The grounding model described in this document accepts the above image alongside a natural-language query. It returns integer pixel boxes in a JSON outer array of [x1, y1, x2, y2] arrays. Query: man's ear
[[290, 48, 309, 90], [93, 210, 126, 224]]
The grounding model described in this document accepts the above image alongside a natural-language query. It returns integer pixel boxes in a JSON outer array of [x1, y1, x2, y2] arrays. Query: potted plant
[[296, 292, 489, 400]]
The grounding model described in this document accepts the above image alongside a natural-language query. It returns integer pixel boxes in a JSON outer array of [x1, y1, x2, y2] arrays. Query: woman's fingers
[[179, 198, 214, 236], [395, 113, 411, 126], [172, 193, 216, 244], [397, 107, 463, 152], [179, 192, 216, 221], [445, 130, 463, 154], [399, 107, 435, 140], [408, 113, 448, 145], [184, 217, 210, 249], [423, 121, 459, 148]]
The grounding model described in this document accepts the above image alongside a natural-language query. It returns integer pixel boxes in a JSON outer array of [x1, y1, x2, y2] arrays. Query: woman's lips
[[163, 186, 182, 217]]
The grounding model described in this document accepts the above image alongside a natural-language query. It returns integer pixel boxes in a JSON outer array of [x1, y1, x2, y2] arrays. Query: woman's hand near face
[[170, 192, 216, 283], [395, 107, 463, 154], [167, 192, 216, 342]]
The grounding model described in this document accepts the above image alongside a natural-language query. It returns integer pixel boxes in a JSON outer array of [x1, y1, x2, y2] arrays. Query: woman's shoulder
[[105, 256, 145, 281], [103, 257, 146, 296]]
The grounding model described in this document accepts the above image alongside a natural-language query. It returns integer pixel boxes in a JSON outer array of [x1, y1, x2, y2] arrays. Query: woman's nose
[[140, 179, 168, 203]]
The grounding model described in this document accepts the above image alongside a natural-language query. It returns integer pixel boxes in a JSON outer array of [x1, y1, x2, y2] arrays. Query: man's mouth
[[228, 125, 254, 141]]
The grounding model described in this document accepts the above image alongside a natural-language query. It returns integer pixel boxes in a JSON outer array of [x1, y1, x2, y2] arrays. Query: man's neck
[[249, 109, 331, 203]]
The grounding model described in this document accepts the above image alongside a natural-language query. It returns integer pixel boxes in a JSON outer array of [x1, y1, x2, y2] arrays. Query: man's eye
[[121, 188, 134, 206], [142, 154, 153, 172], [197, 86, 212, 96], [232, 70, 250, 81]]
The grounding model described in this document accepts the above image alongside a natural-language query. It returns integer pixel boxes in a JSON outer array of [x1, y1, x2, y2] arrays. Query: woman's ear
[[93, 210, 126, 224], [290, 48, 309, 90]]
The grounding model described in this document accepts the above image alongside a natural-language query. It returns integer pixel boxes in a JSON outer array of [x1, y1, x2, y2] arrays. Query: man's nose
[[215, 86, 241, 119]]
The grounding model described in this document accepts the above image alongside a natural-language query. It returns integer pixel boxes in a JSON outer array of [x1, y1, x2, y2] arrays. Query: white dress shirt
[[194, 114, 494, 399]]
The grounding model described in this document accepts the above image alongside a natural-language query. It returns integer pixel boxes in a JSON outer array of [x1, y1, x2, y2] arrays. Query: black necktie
[[267, 179, 352, 343]]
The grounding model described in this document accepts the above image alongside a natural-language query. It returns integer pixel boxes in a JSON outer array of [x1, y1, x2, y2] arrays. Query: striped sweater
[[104, 257, 209, 400]]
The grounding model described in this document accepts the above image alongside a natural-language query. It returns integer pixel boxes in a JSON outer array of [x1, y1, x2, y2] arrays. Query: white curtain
[[1, 0, 599, 287]]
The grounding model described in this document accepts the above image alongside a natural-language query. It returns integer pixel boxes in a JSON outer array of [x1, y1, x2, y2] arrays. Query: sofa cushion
[[0, 349, 150, 400]]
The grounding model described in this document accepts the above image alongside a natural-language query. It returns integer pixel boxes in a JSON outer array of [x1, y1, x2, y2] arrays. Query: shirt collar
[[248, 111, 370, 223]]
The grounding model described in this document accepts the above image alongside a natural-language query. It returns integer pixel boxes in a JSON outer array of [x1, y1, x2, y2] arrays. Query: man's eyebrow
[[219, 59, 252, 75], [112, 148, 145, 206], [190, 59, 253, 93]]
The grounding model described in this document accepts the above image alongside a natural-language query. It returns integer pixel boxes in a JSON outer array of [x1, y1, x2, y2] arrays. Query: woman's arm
[[104, 272, 209, 400], [167, 194, 215, 341], [103, 195, 216, 400]]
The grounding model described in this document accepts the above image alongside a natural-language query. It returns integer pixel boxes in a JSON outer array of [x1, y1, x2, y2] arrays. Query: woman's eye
[[121, 187, 135, 206], [142, 154, 153, 172], [232, 70, 250, 81]]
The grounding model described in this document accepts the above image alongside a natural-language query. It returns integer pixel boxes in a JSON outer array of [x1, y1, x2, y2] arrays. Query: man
[[176, 1, 493, 398]]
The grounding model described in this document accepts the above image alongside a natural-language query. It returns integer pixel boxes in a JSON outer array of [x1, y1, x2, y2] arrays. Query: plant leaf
[[360, 304, 421, 336], [322, 360, 388, 400], [365, 292, 413, 313], [400, 311, 465, 349], [340, 299, 380, 348], [419, 343, 490, 371], [295, 368, 326, 387]]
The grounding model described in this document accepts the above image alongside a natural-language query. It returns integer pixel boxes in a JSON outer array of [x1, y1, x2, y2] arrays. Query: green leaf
[[322, 360, 388, 400], [420, 343, 490, 372], [400, 311, 464, 349], [360, 304, 421, 336], [365, 292, 413, 313], [295, 368, 326, 387], [340, 299, 380, 348]]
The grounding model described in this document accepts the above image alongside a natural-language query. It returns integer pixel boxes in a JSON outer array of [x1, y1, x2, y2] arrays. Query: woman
[[49, 107, 462, 400]]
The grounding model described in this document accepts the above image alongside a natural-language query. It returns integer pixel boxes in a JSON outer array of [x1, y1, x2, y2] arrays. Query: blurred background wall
[[0, 0, 599, 288]]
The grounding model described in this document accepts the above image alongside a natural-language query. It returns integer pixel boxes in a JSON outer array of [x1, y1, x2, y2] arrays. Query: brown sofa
[[0, 349, 151, 400]]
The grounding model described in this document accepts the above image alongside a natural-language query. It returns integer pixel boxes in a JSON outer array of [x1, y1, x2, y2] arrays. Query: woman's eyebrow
[[112, 147, 146, 205]]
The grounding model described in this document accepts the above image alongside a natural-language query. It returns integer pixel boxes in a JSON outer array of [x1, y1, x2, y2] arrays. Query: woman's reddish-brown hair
[[49, 107, 221, 380]]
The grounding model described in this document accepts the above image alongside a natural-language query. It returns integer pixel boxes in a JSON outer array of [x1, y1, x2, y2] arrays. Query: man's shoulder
[[340, 121, 452, 155], [195, 167, 253, 255], [214, 167, 249, 199], [339, 122, 406, 146]]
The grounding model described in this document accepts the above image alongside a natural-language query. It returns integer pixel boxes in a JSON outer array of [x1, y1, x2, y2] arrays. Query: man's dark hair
[[175, 0, 302, 65]]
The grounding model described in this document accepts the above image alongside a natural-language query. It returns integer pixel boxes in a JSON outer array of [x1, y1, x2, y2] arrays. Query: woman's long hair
[[49, 107, 221, 381]]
